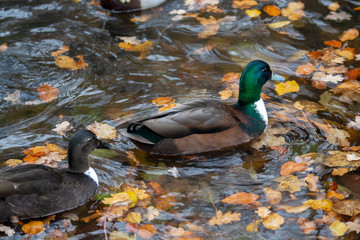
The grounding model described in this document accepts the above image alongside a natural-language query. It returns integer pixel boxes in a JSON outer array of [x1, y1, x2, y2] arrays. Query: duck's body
[[100, 0, 167, 12], [0, 130, 110, 222], [122, 60, 285, 155]]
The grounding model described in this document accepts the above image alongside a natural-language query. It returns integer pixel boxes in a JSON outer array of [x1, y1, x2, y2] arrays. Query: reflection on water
[[1, 0, 360, 239]]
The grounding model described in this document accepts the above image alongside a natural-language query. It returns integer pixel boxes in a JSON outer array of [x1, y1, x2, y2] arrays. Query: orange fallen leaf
[[339, 28, 359, 42], [208, 210, 241, 226], [37, 83, 59, 103], [327, 190, 345, 200], [281, 1, 305, 21], [118, 40, 154, 60], [304, 199, 333, 212], [232, 0, 258, 9], [155, 194, 176, 211], [262, 213, 284, 230], [280, 161, 307, 176], [245, 9, 261, 18], [22, 221, 44, 234], [80, 211, 102, 223], [50, 46, 70, 56], [324, 40, 342, 48], [54, 55, 88, 70], [307, 51, 323, 61], [0, 43, 8, 52], [263, 5, 281, 16], [149, 181, 165, 195], [328, 2, 340, 11], [152, 96, 177, 112], [269, 145, 287, 155], [194, 42, 215, 55], [345, 68, 360, 81], [221, 72, 241, 83], [354, 6, 360, 10], [296, 62, 316, 75], [221, 192, 259, 205]]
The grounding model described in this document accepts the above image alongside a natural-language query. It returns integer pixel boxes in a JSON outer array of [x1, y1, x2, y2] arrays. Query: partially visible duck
[[100, 0, 167, 12], [0, 130, 111, 222], [121, 60, 285, 155]]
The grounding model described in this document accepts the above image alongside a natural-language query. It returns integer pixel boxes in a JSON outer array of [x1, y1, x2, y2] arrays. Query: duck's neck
[[68, 150, 90, 173], [235, 99, 268, 132]]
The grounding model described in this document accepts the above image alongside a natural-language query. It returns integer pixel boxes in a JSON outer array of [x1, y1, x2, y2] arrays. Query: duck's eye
[[83, 137, 94, 143], [262, 67, 270, 72], [120, 0, 131, 3]]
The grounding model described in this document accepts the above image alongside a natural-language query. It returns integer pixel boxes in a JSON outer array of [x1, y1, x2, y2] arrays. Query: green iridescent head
[[237, 60, 285, 105]]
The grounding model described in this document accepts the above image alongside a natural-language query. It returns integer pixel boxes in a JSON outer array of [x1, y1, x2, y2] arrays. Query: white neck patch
[[84, 167, 99, 186], [254, 99, 268, 128], [140, 0, 167, 10]]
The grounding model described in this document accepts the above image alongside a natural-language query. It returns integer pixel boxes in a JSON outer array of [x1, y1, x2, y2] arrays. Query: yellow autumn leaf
[[246, 220, 261, 232], [130, 14, 152, 22], [219, 88, 233, 100], [0, 43, 8, 52], [275, 175, 305, 193], [152, 96, 177, 112], [5, 159, 23, 166], [54, 55, 88, 70], [245, 9, 261, 18], [281, 1, 305, 21], [124, 212, 142, 224], [124, 186, 150, 200], [263, 188, 282, 205], [208, 210, 241, 226], [304, 199, 333, 212], [339, 28, 359, 42], [118, 40, 154, 60], [268, 21, 291, 28], [275, 80, 300, 96], [232, 0, 258, 9], [262, 213, 284, 230], [102, 192, 130, 205], [51, 46, 70, 56], [329, 220, 348, 237]]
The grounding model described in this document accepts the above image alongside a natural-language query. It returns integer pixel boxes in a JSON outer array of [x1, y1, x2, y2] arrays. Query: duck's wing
[[124, 99, 237, 144], [0, 165, 63, 198]]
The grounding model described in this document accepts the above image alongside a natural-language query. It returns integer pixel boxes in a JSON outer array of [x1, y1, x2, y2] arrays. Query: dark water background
[[0, 0, 360, 239]]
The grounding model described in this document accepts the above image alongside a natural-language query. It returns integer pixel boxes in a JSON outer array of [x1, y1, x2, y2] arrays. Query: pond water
[[1, 0, 360, 239]]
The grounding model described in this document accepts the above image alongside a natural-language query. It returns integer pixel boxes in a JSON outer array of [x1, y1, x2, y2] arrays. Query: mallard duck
[[0, 130, 111, 222], [121, 60, 285, 155], [100, 0, 167, 12]]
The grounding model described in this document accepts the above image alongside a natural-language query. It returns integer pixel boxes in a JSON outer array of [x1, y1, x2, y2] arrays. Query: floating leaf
[[339, 28, 359, 42], [263, 188, 282, 205], [245, 9, 261, 18], [197, 16, 219, 39], [329, 220, 348, 237], [280, 161, 307, 176], [327, 190, 345, 200], [262, 213, 284, 230], [305, 173, 319, 192], [4, 90, 21, 104], [324, 40, 342, 48], [276, 175, 305, 193], [328, 2, 340, 11], [255, 206, 271, 219], [52, 121, 72, 136], [346, 219, 360, 234], [263, 5, 281, 16], [124, 212, 142, 224], [54, 55, 88, 70], [37, 83, 59, 103], [304, 199, 334, 212], [126, 223, 157, 239], [281, 1, 305, 21], [118, 40, 154, 60], [130, 14, 152, 22], [232, 0, 257, 9], [109, 231, 136, 240], [344, 68, 360, 81], [22, 221, 44, 234], [326, 11, 351, 21], [51, 46, 70, 56], [296, 62, 316, 75], [246, 220, 261, 232], [218, 88, 233, 100], [155, 194, 176, 211], [323, 151, 360, 167], [87, 121, 117, 139], [145, 206, 160, 221], [5, 159, 23, 166], [268, 21, 291, 28], [221, 192, 260, 205], [275, 80, 300, 96], [0, 43, 8, 52], [333, 199, 360, 216], [208, 210, 241, 226], [298, 218, 316, 234], [0, 224, 15, 237], [277, 204, 310, 213]]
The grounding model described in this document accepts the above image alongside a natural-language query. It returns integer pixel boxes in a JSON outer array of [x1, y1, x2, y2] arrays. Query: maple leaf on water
[[4, 90, 21, 104], [37, 83, 59, 103], [23, 143, 66, 166], [208, 210, 241, 226], [326, 11, 351, 21], [255, 206, 271, 219], [221, 192, 259, 205]]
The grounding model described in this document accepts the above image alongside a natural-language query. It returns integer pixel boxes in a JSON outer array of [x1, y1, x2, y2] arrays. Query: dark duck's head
[[67, 130, 112, 173], [237, 60, 285, 105]]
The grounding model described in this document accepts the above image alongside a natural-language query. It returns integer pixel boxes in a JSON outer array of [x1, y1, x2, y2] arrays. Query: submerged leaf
[[208, 210, 241, 226], [37, 83, 59, 103], [221, 192, 259, 205], [280, 161, 307, 176], [87, 121, 117, 139]]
